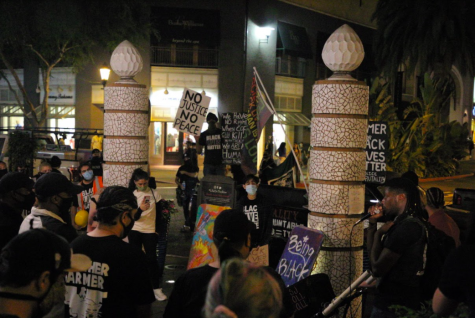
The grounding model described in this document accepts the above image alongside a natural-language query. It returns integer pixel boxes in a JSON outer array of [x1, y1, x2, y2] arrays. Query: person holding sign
[[198, 113, 224, 176], [236, 175, 273, 248]]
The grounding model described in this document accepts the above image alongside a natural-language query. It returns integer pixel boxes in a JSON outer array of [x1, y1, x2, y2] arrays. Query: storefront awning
[[274, 112, 311, 126], [277, 21, 313, 59]]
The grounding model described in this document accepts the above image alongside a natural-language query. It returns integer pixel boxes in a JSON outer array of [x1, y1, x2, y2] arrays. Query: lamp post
[[308, 24, 368, 317], [99, 63, 111, 89], [102, 40, 148, 187]]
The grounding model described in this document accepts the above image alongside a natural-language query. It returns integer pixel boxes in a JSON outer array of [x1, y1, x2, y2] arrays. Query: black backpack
[[418, 221, 456, 300]]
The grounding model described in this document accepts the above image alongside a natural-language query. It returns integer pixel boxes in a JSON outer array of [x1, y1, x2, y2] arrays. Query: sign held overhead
[[174, 88, 211, 136]]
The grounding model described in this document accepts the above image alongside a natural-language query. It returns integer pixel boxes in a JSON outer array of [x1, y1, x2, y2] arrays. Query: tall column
[[103, 40, 149, 187], [307, 25, 368, 317]]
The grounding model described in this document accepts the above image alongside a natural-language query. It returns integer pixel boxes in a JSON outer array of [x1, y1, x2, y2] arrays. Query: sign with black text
[[365, 121, 388, 184], [272, 205, 308, 239], [221, 112, 247, 164], [174, 88, 211, 136]]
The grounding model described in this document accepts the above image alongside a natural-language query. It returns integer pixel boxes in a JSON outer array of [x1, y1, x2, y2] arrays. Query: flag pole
[[253, 67, 308, 193]]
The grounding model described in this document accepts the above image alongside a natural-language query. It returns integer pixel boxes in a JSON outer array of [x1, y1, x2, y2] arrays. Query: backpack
[[418, 221, 456, 300]]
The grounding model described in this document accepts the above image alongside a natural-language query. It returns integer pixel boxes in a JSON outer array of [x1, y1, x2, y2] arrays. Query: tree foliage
[[372, 0, 475, 79], [0, 0, 154, 127], [371, 74, 469, 178]]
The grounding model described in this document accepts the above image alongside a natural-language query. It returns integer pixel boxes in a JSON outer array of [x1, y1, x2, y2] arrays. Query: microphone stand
[[312, 270, 375, 317]]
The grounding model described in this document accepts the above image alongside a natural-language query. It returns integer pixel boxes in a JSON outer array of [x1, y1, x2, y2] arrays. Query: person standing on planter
[[128, 168, 167, 302]]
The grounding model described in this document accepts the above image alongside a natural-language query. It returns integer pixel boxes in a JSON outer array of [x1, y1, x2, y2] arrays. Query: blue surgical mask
[[245, 185, 257, 196], [83, 170, 94, 181]]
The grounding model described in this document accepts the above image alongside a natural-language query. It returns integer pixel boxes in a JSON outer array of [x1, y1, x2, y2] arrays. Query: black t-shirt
[[0, 202, 23, 250], [375, 216, 426, 310], [73, 182, 94, 211], [64, 235, 155, 318], [163, 265, 219, 318], [176, 164, 199, 195], [439, 245, 475, 317], [236, 194, 273, 247], [199, 129, 223, 165]]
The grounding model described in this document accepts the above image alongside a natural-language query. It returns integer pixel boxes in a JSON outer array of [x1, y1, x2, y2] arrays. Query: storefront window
[[154, 122, 162, 156], [166, 122, 179, 152]]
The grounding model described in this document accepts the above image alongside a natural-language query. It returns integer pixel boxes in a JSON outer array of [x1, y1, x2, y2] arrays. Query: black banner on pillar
[[365, 121, 388, 184]]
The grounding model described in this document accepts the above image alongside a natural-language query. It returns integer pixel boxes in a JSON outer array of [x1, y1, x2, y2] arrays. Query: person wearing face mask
[[197, 112, 224, 176], [0, 229, 91, 318], [236, 174, 273, 248], [0, 172, 35, 250], [127, 168, 167, 302], [33, 162, 53, 181], [0, 161, 8, 179], [64, 186, 155, 318], [71, 163, 103, 229], [19, 173, 82, 243], [175, 150, 199, 233]]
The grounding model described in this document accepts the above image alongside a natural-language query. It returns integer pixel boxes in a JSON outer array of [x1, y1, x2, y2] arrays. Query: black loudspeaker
[[287, 273, 336, 318]]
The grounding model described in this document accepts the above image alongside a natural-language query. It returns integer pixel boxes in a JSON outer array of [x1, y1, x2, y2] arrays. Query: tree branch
[[25, 44, 50, 68]]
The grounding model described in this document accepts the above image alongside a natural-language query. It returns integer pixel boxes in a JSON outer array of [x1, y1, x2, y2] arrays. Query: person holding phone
[[128, 168, 167, 302]]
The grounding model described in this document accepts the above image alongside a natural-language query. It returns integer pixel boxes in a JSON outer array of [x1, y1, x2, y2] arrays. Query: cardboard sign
[[272, 205, 308, 239], [188, 204, 230, 270], [174, 88, 211, 136], [365, 121, 388, 184], [246, 244, 269, 266], [221, 112, 247, 164], [277, 226, 324, 287]]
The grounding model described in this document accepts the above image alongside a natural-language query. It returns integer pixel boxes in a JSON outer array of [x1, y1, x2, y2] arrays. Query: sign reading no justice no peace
[[173, 88, 211, 136]]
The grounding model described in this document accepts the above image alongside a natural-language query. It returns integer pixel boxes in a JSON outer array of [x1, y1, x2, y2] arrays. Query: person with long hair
[[366, 177, 426, 317], [275, 142, 287, 164], [164, 209, 254, 318], [204, 258, 283, 318], [128, 168, 167, 301]]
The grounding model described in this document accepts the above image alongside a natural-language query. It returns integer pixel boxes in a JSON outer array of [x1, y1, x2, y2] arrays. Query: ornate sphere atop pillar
[[110, 40, 143, 83], [321, 24, 365, 81]]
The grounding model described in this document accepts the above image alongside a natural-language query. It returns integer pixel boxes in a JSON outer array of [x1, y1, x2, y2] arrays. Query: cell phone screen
[[144, 196, 150, 204]]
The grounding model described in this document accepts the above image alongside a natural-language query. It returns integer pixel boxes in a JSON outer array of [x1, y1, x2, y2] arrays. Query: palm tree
[[372, 0, 475, 79]]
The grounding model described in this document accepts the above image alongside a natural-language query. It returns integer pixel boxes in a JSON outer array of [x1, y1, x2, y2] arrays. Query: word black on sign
[[221, 112, 247, 165], [365, 121, 388, 184]]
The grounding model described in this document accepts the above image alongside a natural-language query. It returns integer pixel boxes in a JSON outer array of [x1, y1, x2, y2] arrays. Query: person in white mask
[[236, 174, 273, 248]]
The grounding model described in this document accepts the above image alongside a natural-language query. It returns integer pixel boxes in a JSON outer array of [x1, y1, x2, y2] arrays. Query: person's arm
[[180, 171, 198, 178], [432, 288, 459, 316], [175, 176, 182, 188], [87, 195, 99, 232]]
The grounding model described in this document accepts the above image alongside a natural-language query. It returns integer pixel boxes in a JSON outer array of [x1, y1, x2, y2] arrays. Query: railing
[[276, 57, 306, 78], [151, 46, 218, 68]]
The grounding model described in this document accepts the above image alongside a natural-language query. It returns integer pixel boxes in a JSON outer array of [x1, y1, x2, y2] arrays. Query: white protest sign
[[173, 88, 211, 136]]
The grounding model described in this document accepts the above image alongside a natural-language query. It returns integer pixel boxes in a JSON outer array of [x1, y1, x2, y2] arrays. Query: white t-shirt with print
[[132, 188, 161, 233]]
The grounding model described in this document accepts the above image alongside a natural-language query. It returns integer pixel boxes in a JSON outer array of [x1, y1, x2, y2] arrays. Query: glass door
[[164, 122, 183, 165]]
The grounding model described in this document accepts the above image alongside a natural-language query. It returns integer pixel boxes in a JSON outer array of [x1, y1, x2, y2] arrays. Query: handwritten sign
[[174, 88, 211, 136], [246, 244, 269, 266], [272, 206, 308, 239], [277, 226, 324, 287], [221, 112, 247, 164], [365, 121, 388, 184]]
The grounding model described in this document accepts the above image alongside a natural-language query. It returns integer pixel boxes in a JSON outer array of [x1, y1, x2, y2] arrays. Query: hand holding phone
[[144, 196, 151, 204]]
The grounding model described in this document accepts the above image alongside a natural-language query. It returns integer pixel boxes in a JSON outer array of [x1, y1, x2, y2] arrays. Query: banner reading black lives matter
[[174, 88, 211, 136], [365, 121, 388, 184]]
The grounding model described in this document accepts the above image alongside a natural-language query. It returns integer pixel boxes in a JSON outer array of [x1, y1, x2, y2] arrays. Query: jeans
[[203, 164, 225, 176], [128, 230, 161, 289]]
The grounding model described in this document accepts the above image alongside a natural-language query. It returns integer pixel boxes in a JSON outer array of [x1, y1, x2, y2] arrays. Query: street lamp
[[100, 63, 111, 89]]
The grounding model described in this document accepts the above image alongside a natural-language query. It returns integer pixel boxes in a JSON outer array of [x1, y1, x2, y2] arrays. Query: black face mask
[[120, 212, 135, 239], [0, 169, 7, 178], [55, 196, 74, 215]]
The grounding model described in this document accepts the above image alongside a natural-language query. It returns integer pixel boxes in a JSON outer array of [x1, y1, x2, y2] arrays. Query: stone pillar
[[307, 25, 368, 317], [102, 40, 149, 187]]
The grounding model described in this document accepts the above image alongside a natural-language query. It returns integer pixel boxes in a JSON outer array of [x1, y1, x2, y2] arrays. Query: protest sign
[[221, 112, 247, 164], [174, 88, 211, 136], [272, 205, 308, 239], [365, 121, 388, 184], [277, 226, 324, 287], [188, 204, 230, 269]]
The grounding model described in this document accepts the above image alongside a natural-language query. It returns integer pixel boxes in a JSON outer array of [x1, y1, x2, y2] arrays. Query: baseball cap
[[0, 172, 34, 194], [0, 229, 91, 285], [35, 172, 83, 198], [213, 209, 256, 243]]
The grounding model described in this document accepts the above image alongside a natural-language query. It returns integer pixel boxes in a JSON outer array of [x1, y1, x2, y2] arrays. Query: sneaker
[[154, 288, 167, 301], [180, 225, 191, 233]]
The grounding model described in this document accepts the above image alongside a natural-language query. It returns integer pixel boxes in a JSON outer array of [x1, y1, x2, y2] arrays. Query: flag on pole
[[241, 74, 274, 175], [262, 153, 296, 187]]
